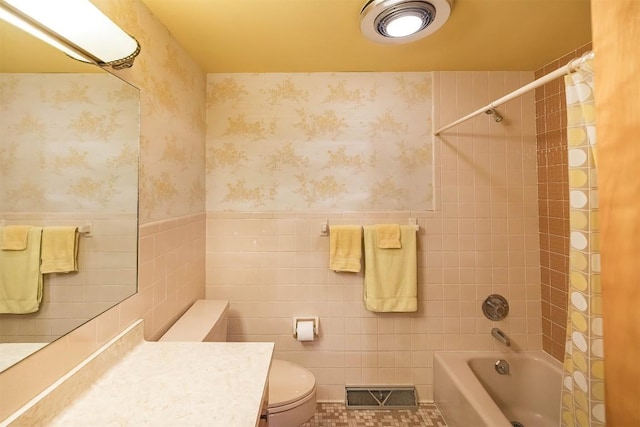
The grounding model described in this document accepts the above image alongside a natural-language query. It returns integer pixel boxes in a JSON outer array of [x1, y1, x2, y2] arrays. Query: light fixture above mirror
[[0, 0, 141, 69], [360, 0, 451, 44]]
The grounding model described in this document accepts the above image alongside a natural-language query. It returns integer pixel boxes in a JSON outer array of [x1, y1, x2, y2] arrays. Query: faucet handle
[[482, 294, 509, 321]]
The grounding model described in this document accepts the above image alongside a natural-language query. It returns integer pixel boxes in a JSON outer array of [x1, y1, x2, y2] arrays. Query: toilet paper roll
[[296, 320, 315, 342]]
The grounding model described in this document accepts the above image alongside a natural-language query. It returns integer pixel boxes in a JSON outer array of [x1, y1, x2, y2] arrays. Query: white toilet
[[268, 359, 316, 426], [160, 300, 316, 427]]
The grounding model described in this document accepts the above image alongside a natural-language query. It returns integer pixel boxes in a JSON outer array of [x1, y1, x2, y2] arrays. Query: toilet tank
[[159, 300, 229, 342]]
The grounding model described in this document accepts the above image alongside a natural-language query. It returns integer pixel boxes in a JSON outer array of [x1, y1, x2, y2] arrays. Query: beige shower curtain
[[560, 58, 605, 427]]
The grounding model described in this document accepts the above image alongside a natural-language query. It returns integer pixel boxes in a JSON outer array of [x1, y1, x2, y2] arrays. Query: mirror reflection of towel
[[0, 227, 43, 314], [40, 227, 79, 274]]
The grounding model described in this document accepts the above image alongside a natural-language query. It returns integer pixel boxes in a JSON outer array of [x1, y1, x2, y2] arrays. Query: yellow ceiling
[[0, 0, 592, 73], [140, 0, 592, 73]]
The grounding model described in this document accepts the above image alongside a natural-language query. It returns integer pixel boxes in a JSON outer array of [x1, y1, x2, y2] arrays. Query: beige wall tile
[[204, 71, 540, 402]]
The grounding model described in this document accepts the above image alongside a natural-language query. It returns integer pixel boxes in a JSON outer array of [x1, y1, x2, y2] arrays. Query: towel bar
[[321, 221, 329, 235], [78, 224, 92, 235], [320, 219, 419, 236], [0, 221, 92, 236]]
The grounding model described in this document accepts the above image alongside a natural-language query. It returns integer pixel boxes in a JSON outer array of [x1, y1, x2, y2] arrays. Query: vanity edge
[[2, 320, 274, 427], [1, 319, 144, 426]]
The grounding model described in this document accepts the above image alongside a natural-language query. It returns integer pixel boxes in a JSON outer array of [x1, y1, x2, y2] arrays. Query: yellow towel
[[363, 225, 417, 312], [329, 225, 362, 272], [40, 226, 79, 274], [0, 227, 44, 314], [375, 224, 401, 248], [1, 225, 32, 250]]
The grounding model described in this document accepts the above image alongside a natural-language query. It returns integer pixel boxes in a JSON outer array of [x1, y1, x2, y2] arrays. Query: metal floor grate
[[345, 386, 417, 409]]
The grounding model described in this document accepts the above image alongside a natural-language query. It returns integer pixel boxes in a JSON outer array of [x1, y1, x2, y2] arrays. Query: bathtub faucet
[[491, 327, 511, 347]]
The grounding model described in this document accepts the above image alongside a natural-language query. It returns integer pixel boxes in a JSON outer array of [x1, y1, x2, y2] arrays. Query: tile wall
[[206, 71, 542, 402], [535, 42, 593, 361]]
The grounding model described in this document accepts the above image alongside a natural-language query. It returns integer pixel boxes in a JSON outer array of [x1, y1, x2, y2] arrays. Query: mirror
[[0, 20, 139, 371]]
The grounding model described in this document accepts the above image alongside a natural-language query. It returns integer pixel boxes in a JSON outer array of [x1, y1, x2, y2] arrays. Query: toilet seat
[[268, 387, 316, 414], [267, 359, 316, 426], [268, 359, 316, 409]]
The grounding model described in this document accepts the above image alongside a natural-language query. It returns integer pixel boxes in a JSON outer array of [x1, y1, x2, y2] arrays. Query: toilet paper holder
[[292, 317, 319, 338]]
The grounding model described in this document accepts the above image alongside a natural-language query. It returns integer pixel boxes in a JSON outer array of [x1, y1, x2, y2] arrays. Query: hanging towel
[[0, 227, 44, 314], [1, 225, 32, 250], [40, 226, 79, 274], [374, 224, 401, 248], [329, 225, 362, 272], [363, 225, 417, 312]]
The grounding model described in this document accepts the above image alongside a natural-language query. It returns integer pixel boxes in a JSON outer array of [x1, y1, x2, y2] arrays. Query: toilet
[[267, 359, 316, 427], [160, 300, 316, 427]]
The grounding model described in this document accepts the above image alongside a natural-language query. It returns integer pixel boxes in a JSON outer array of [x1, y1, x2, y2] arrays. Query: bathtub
[[434, 351, 562, 427]]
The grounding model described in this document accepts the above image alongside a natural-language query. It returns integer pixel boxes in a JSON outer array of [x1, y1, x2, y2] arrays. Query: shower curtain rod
[[434, 50, 594, 135]]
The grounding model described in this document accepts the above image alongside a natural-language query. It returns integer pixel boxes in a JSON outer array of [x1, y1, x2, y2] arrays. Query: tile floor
[[301, 402, 448, 426]]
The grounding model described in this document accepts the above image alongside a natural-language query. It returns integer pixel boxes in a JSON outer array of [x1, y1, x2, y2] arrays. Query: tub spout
[[491, 327, 511, 346]]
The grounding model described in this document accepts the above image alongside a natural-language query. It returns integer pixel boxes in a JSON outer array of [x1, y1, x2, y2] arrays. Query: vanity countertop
[[5, 321, 273, 427], [51, 341, 273, 426], [0, 343, 47, 372]]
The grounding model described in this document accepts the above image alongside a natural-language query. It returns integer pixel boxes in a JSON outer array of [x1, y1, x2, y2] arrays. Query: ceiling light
[[360, 0, 451, 44], [0, 0, 140, 69], [384, 14, 426, 38]]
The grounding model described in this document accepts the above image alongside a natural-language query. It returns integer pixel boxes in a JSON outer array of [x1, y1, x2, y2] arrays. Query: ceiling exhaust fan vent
[[360, 0, 451, 44]]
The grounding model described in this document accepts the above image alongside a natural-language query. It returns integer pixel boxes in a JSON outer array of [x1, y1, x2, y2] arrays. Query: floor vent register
[[345, 386, 418, 409]]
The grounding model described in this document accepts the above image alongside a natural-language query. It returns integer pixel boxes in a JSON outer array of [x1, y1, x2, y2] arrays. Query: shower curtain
[[560, 58, 605, 427]]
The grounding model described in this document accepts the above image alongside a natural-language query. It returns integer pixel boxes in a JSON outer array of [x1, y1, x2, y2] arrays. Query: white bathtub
[[434, 351, 562, 427]]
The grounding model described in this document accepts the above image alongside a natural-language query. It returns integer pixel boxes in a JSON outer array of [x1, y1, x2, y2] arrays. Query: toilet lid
[[268, 359, 316, 408]]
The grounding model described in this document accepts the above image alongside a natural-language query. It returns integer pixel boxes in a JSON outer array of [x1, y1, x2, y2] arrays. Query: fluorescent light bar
[[0, 0, 140, 69]]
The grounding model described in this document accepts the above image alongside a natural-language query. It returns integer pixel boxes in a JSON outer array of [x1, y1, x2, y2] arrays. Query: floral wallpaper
[[0, 73, 138, 213], [206, 73, 434, 211], [93, 0, 207, 223]]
